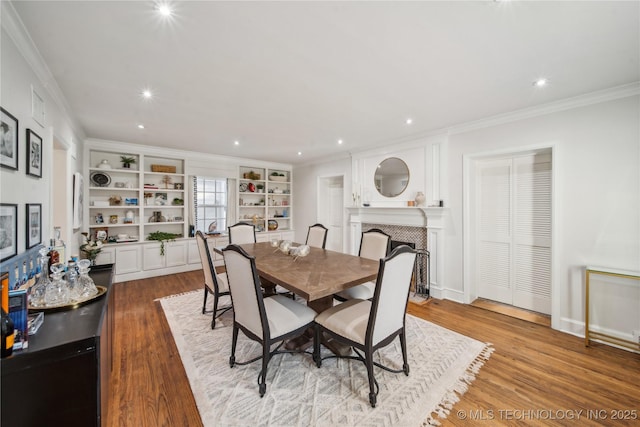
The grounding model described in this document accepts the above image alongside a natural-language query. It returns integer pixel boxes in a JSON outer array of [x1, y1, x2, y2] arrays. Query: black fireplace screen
[[391, 240, 430, 298]]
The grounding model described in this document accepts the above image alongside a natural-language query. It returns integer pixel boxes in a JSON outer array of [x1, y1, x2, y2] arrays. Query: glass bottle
[[66, 259, 79, 302], [76, 259, 98, 300], [29, 248, 51, 307], [45, 263, 69, 306]]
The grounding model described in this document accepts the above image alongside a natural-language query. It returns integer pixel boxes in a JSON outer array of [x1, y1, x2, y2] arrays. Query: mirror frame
[[374, 157, 410, 198]]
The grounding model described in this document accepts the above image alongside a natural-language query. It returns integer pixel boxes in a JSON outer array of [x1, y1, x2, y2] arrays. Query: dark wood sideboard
[[1, 264, 115, 427]]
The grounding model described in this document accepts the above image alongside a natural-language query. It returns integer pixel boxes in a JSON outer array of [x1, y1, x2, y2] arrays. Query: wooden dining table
[[215, 241, 380, 353]]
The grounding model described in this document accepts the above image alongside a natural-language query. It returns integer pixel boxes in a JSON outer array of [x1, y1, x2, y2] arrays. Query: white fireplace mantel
[[346, 206, 447, 229], [346, 206, 448, 299]]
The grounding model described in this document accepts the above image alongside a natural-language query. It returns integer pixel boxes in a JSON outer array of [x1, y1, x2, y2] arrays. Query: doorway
[[317, 175, 344, 252], [470, 149, 552, 315]]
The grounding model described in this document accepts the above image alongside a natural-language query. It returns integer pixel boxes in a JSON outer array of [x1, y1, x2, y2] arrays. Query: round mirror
[[374, 157, 410, 197]]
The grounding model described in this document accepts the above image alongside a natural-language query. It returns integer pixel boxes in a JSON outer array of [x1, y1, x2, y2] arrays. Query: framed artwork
[[109, 215, 118, 224], [26, 203, 42, 249], [0, 204, 18, 261], [73, 172, 84, 228], [26, 129, 43, 178], [1, 107, 19, 170]]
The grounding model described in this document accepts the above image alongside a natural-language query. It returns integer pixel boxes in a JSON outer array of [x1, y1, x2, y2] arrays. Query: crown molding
[[448, 82, 640, 135], [1, 1, 85, 139]]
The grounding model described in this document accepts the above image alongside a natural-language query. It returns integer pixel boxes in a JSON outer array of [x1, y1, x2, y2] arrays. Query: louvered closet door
[[513, 154, 551, 314], [477, 159, 513, 305], [475, 153, 552, 314]]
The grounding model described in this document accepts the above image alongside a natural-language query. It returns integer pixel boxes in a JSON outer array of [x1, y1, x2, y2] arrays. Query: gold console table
[[585, 266, 640, 351]]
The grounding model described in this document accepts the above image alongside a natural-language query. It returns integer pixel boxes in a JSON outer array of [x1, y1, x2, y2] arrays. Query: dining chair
[[334, 228, 391, 301], [305, 223, 328, 249], [228, 222, 256, 244], [314, 244, 417, 407], [222, 244, 317, 397], [195, 230, 232, 329]]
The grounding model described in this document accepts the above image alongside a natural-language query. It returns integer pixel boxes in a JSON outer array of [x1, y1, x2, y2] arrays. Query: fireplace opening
[[391, 240, 430, 298]]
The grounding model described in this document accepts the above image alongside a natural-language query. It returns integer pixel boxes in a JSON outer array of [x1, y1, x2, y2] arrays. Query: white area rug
[[159, 291, 493, 426]]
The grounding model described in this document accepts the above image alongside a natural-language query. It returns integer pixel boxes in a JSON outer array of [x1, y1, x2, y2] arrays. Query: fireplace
[[346, 206, 447, 299], [366, 224, 430, 297]]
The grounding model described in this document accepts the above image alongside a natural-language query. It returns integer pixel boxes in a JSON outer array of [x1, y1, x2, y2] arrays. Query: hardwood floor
[[107, 270, 640, 426]]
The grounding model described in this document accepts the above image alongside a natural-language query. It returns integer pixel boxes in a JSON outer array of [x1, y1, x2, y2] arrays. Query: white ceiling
[[10, 1, 640, 165]]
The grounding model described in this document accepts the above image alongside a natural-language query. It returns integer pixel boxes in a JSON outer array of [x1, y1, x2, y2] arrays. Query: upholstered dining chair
[[195, 231, 232, 329], [222, 244, 317, 397], [314, 245, 417, 408], [228, 222, 256, 244], [305, 223, 328, 249], [334, 228, 391, 301]]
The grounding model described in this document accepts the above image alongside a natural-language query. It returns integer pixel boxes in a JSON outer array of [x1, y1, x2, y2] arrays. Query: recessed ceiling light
[[234, 140, 240, 146], [405, 118, 413, 125], [137, 124, 145, 129], [157, 4, 173, 17], [297, 151, 302, 156], [533, 78, 548, 87], [142, 89, 152, 99], [338, 139, 343, 145]]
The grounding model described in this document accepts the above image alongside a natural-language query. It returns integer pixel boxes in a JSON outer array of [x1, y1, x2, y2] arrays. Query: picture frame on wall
[[73, 172, 83, 229], [0, 204, 18, 261], [26, 129, 43, 178], [1, 107, 19, 170], [26, 203, 42, 249]]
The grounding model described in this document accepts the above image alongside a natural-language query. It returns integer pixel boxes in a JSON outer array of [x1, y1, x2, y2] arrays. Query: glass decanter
[[45, 263, 70, 306], [29, 248, 51, 307], [66, 260, 81, 302], [76, 259, 98, 300]]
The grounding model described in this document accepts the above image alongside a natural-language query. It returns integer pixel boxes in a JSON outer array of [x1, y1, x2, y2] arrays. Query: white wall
[[446, 95, 639, 333], [1, 26, 84, 258], [293, 156, 352, 244]]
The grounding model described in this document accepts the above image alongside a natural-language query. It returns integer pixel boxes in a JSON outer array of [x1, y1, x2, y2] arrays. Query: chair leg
[[229, 325, 238, 368], [258, 342, 270, 397], [365, 348, 377, 408], [399, 329, 410, 375], [211, 292, 220, 329], [313, 325, 322, 368], [202, 287, 208, 314]]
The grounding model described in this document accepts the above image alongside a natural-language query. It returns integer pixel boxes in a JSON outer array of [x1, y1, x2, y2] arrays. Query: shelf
[[89, 223, 138, 228], [144, 221, 185, 225], [90, 206, 139, 209], [89, 187, 140, 191], [88, 167, 139, 174]]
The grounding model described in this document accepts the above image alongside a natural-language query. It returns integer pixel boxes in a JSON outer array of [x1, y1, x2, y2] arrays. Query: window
[[194, 177, 227, 233]]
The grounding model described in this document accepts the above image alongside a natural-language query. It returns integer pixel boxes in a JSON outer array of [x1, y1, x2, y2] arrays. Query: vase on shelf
[[415, 192, 426, 207], [149, 211, 166, 223]]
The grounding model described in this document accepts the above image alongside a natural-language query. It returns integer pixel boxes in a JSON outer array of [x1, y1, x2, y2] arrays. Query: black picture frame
[[26, 129, 43, 178], [1, 107, 19, 170], [0, 203, 18, 261], [26, 203, 42, 249]]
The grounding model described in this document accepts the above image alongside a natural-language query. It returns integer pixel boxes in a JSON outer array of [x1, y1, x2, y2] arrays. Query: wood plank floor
[[107, 270, 640, 426]]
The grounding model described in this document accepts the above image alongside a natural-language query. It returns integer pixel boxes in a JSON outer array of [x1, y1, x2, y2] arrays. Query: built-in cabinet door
[[165, 241, 187, 267], [115, 245, 141, 274], [143, 243, 165, 270], [95, 247, 115, 265], [187, 239, 200, 265]]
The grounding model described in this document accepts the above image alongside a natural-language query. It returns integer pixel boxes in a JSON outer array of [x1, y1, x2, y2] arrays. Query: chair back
[[228, 222, 257, 244], [196, 230, 225, 293], [359, 229, 391, 261], [305, 223, 328, 248], [368, 245, 417, 345], [222, 244, 268, 339]]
